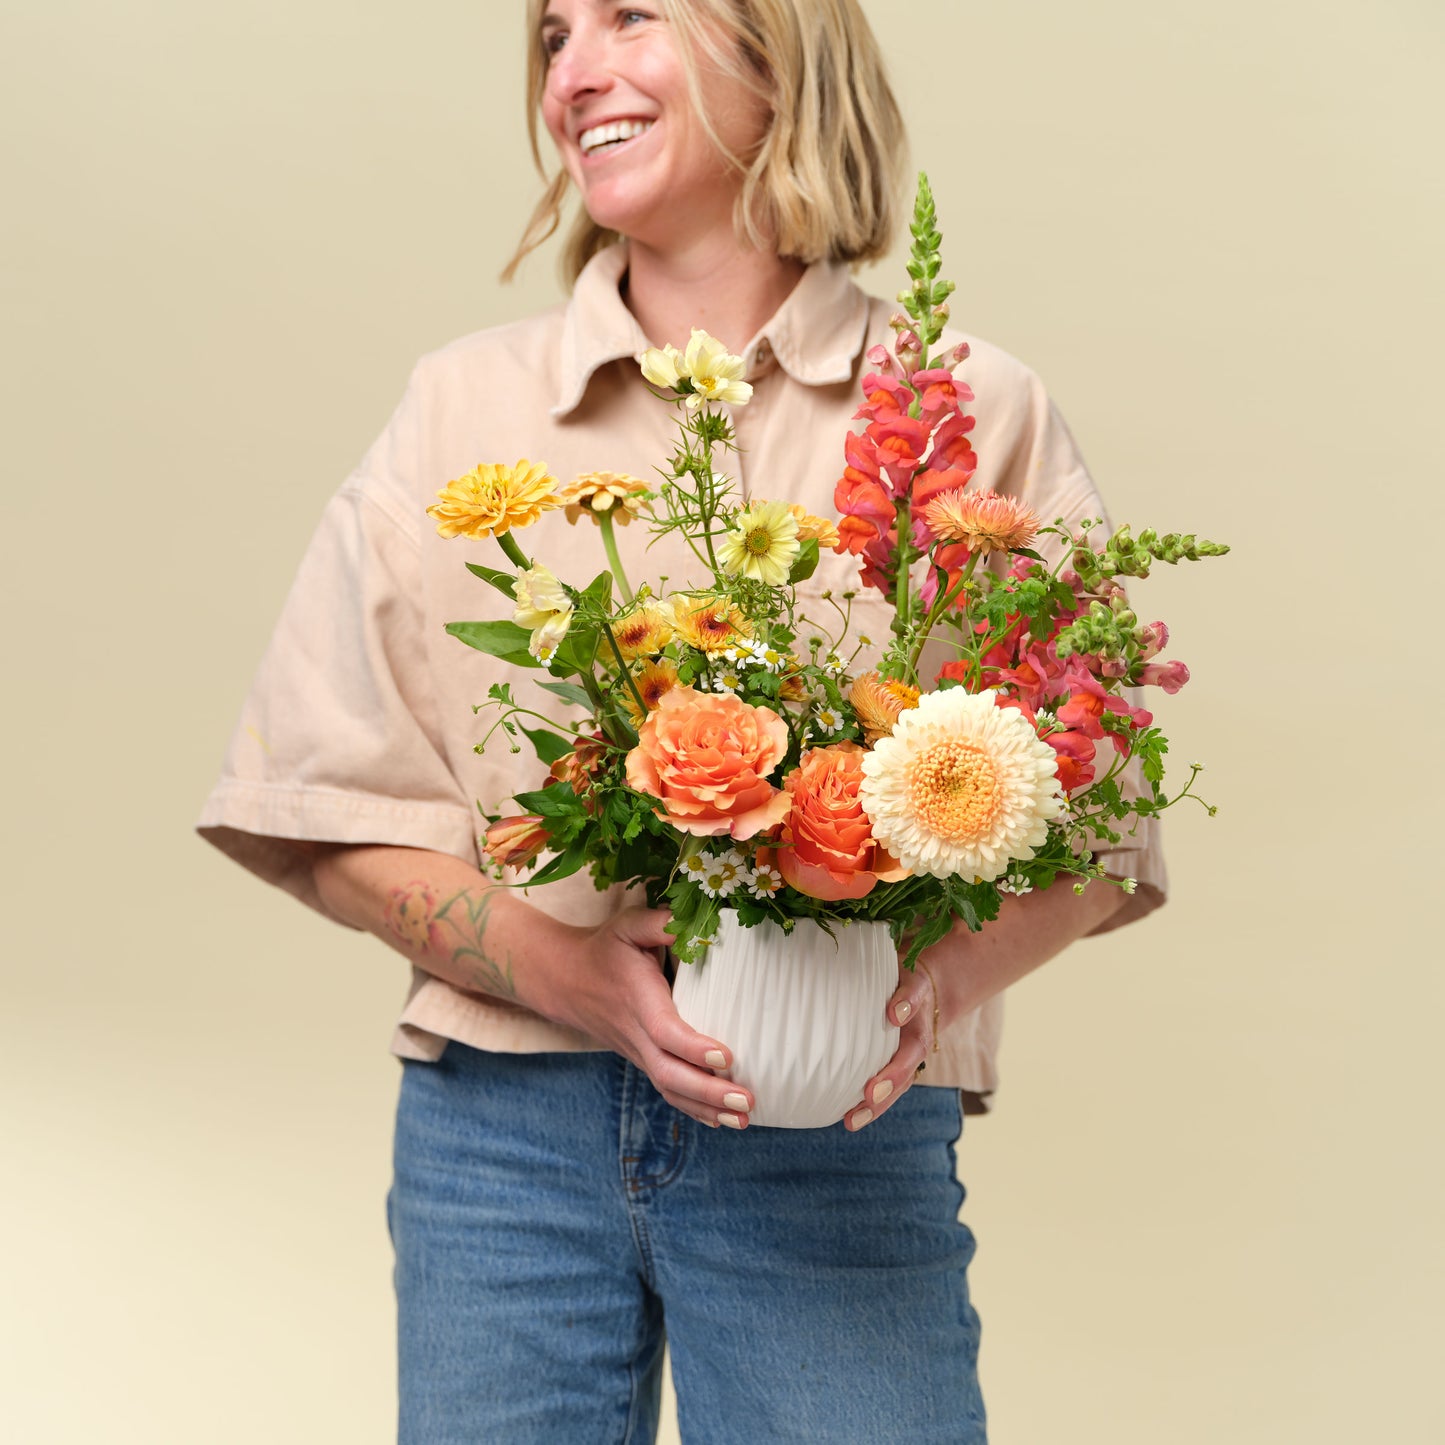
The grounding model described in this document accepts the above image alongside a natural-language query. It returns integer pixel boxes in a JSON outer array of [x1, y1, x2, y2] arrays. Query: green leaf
[[513, 785, 579, 819], [535, 680, 593, 708], [464, 561, 518, 600], [520, 726, 573, 766], [446, 620, 539, 668], [527, 836, 589, 887], [787, 537, 820, 584]]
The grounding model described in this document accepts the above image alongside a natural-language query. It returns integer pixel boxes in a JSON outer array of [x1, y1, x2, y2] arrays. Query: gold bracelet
[[915, 960, 942, 1053]]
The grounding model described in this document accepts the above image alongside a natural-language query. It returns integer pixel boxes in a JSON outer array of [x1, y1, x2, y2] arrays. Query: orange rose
[[482, 815, 550, 868], [777, 744, 909, 901], [625, 686, 791, 839]]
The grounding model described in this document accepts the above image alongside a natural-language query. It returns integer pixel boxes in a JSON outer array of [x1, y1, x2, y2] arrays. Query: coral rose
[[625, 687, 791, 839], [777, 744, 909, 901]]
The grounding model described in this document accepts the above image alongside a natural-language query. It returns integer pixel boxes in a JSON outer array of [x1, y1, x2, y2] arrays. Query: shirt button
[[754, 340, 771, 364]]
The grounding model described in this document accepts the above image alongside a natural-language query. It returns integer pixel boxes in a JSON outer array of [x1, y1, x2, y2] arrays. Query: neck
[[623, 236, 807, 355]]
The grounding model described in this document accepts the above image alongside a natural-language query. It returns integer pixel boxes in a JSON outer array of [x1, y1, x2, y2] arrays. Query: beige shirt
[[198, 244, 1165, 1111]]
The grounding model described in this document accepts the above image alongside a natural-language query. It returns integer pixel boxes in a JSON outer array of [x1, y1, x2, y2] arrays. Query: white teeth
[[578, 119, 654, 155]]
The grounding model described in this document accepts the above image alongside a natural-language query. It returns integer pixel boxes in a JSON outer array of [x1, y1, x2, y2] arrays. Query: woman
[[200, 1, 1164, 1438]]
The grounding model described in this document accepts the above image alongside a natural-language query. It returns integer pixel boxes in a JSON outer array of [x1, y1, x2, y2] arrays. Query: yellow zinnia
[[558, 471, 652, 526], [611, 598, 675, 660], [427, 459, 561, 540], [717, 499, 800, 587], [623, 657, 681, 725], [670, 593, 752, 654]]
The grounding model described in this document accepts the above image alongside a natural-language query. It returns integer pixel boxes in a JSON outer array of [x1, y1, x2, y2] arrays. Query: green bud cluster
[[1072, 526, 1230, 586], [1055, 596, 1140, 663], [896, 172, 957, 350]]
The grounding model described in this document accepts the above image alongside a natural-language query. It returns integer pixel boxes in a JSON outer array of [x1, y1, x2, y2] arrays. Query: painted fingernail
[[719, 1112, 744, 1130], [705, 1049, 728, 1069], [723, 1092, 749, 1111], [895, 1001, 911, 1025], [851, 1108, 874, 1130], [872, 1079, 894, 1105]]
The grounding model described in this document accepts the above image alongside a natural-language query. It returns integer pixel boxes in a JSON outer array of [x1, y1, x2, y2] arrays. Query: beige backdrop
[[4, 1, 1441, 1440]]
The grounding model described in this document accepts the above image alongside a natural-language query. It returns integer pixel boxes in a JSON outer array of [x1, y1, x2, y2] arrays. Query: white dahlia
[[858, 688, 1064, 881]]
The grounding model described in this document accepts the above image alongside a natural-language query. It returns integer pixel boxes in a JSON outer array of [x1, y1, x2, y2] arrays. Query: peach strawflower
[[623, 657, 681, 725], [777, 744, 910, 901], [849, 671, 921, 745], [625, 686, 790, 839], [611, 598, 675, 661], [787, 503, 841, 550], [557, 471, 652, 526], [859, 688, 1064, 881], [920, 488, 1040, 555], [670, 593, 752, 654], [427, 459, 561, 540]]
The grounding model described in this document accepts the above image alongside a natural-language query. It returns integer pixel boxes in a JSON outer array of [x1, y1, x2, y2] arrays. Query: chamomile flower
[[681, 853, 709, 881], [745, 863, 784, 899], [711, 669, 744, 696], [998, 872, 1033, 896], [700, 854, 745, 898], [813, 706, 843, 737]]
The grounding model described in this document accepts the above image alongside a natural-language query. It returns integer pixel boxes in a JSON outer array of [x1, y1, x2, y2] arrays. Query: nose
[[544, 29, 615, 110]]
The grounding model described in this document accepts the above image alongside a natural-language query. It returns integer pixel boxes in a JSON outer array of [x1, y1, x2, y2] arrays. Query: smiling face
[[538, 1, 770, 255]]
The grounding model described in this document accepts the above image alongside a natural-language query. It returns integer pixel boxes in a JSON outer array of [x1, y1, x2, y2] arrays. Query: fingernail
[[895, 1001, 911, 1025], [705, 1050, 727, 1069], [851, 1108, 873, 1130], [723, 1092, 749, 1111], [872, 1079, 894, 1105], [719, 1112, 744, 1130]]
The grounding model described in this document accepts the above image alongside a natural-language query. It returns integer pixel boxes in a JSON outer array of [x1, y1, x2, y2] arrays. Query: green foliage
[[447, 620, 540, 668], [465, 560, 519, 600]]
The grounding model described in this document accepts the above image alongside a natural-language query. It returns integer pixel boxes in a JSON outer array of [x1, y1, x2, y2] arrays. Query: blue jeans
[[387, 1043, 986, 1443]]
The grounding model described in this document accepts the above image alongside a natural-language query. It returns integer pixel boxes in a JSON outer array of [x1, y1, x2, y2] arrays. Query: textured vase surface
[[671, 910, 900, 1128]]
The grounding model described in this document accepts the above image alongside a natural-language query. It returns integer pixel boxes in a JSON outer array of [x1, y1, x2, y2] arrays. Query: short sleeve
[[197, 367, 475, 922], [971, 350, 1169, 934]]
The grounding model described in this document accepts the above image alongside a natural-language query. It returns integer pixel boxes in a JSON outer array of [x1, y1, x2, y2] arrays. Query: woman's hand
[[546, 906, 755, 1132], [843, 880, 1131, 1129], [843, 949, 954, 1131], [310, 844, 753, 1131]]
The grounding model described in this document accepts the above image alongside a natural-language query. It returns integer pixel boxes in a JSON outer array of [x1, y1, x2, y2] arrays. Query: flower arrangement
[[432, 175, 1227, 970]]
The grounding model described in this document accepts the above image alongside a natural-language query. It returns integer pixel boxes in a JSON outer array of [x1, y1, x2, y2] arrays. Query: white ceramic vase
[[671, 910, 900, 1128]]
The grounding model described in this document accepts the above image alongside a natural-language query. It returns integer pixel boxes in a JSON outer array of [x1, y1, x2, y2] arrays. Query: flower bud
[[865, 343, 894, 373], [482, 815, 550, 869]]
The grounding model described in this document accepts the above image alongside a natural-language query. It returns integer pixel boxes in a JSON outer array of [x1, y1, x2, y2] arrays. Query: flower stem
[[596, 511, 634, 604], [496, 531, 532, 572], [600, 620, 650, 719], [906, 551, 980, 680]]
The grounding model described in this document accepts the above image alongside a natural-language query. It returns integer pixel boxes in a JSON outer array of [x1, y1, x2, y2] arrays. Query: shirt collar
[[552, 243, 872, 419]]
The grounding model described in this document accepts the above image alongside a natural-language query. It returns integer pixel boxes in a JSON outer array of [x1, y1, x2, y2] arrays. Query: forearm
[[310, 843, 583, 1011], [923, 878, 1128, 1019]]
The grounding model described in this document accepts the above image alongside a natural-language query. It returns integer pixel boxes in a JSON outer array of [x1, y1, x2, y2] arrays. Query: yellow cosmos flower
[[717, 498, 800, 587], [859, 689, 1063, 881], [670, 593, 752, 654], [623, 657, 681, 725], [638, 343, 685, 390], [558, 471, 652, 526], [682, 329, 752, 410], [787, 503, 841, 550], [427, 459, 561, 540], [611, 598, 675, 660]]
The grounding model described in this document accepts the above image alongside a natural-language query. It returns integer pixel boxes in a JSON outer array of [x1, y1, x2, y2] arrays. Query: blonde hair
[[503, 0, 907, 283]]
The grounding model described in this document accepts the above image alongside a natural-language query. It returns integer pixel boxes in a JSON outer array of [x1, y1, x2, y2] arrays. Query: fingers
[[846, 968, 934, 1131], [647, 1046, 753, 1129], [632, 968, 752, 1129], [613, 904, 677, 953]]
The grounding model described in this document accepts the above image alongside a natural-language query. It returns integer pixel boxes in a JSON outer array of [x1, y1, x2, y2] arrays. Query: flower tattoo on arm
[[384, 881, 517, 1000]]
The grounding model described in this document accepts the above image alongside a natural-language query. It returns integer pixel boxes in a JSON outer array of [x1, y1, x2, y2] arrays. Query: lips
[[578, 117, 655, 156]]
